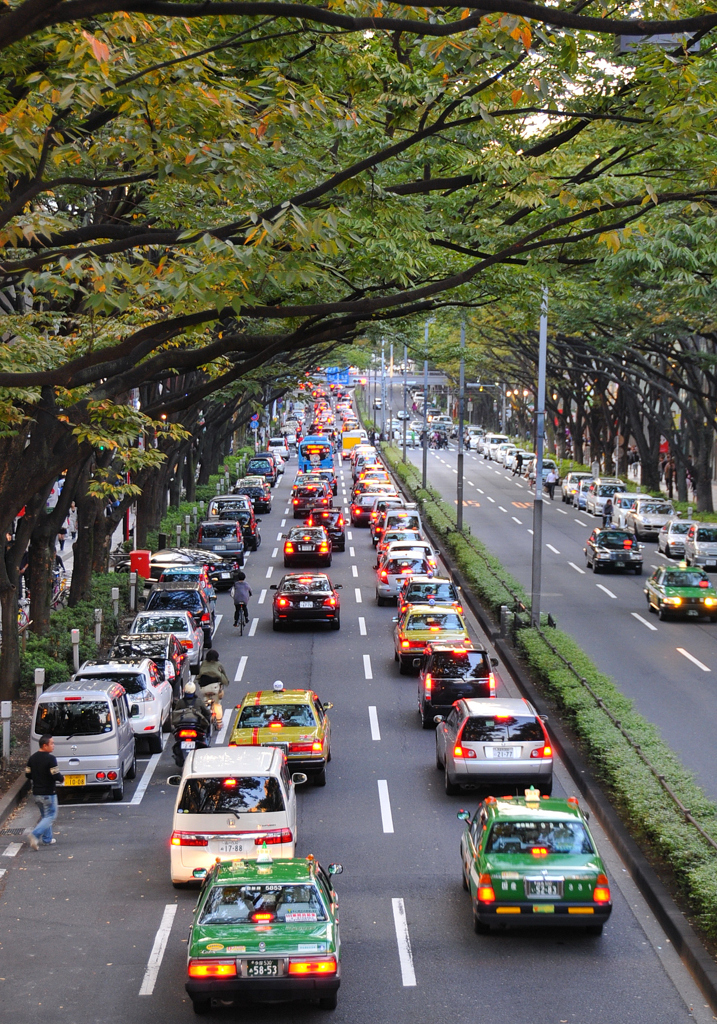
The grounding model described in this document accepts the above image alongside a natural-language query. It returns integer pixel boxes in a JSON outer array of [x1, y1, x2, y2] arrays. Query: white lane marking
[[276, 531, 283, 540], [350, 546, 356, 557], [568, 562, 585, 574], [596, 584, 617, 599], [234, 656, 248, 682], [467, 480, 475, 486], [347, 531, 353, 540], [476, 488, 484, 494], [377, 780, 394, 833], [368, 705, 381, 740], [632, 612, 658, 631], [355, 588, 362, 603], [3, 843, 22, 857], [352, 565, 359, 577], [556, 507, 568, 514], [272, 547, 278, 558], [139, 904, 178, 996], [363, 654, 373, 679], [0, 868, 5, 879], [258, 589, 267, 605], [211, 614, 223, 638], [359, 617, 367, 636], [494, 470, 501, 475], [129, 748, 164, 806], [575, 518, 587, 526], [498, 506, 507, 513], [248, 617, 259, 637], [281, 518, 286, 526], [215, 717, 230, 745], [515, 482, 523, 488], [677, 648, 710, 672], [391, 898, 417, 986], [527, 529, 534, 535], [511, 516, 522, 525], [266, 566, 273, 578], [546, 544, 560, 554], [284, 507, 290, 514], [487, 496, 495, 503], [452, 469, 457, 475]]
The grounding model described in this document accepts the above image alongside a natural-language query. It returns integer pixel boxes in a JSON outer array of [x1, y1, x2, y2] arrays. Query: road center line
[[498, 506, 507, 513], [355, 587, 362, 603], [352, 565, 359, 577], [347, 531, 353, 540], [359, 616, 367, 636], [281, 518, 286, 526], [596, 584, 617, 599], [276, 532, 283, 541], [677, 648, 710, 672], [487, 496, 495, 503], [234, 655, 248, 681], [575, 519, 587, 526], [377, 780, 394, 832], [272, 547, 278, 558], [512, 517, 522, 525], [129, 750, 163, 806], [568, 562, 585, 574], [467, 480, 475, 486], [257, 589, 267, 605], [476, 488, 484, 495], [546, 544, 560, 554], [248, 617, 259, 637], [265, 566, 273, 578], [368, 705, 381, 740], [515, 482, 523, 488], [556, 507, 568, 515], [391, 898, 417, 986], [349, 546, 356, 557], [138, 904, 178, 996], [632, 612, 658, 631], [363, 654, 373, 679]]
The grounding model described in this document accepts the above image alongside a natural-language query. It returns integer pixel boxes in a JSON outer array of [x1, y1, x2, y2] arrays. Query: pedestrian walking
[[546, 468, 557, 500], [66, 501, 78, 541], [665, 459, 674, 500], [231, 572, 252, 626], [513, 451, 523, 477], [602, 497, 613, 528], [57, 525, 67, 551], [25, 735, 63, 849]]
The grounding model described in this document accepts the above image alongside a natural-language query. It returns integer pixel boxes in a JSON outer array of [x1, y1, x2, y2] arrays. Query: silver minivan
[[685, 523, 717, 570], [31, 680, 138, 800], [196, 520, 245, 561]]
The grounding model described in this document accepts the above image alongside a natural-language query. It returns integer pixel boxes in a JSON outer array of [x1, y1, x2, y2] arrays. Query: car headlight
[[664, 597, 682, 606], [705, 598, 716, 607]]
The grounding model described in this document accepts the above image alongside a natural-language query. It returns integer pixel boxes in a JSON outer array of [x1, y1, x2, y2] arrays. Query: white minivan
[[168, 747, 307, 885]]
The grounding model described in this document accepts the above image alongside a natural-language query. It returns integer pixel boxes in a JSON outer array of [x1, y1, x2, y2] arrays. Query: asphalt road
[[400, 439, 717, 803], [0, 459, 712, 1024]]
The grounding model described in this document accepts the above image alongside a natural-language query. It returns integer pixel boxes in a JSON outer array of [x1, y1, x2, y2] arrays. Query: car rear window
[[76, 672, 147, 695], [159, 568, 202, 581], [697, 528, 717, 542], [178, 776, 285, 813], [35, 700, 114, 736], [670, 523, 690, 534], [248, 460, 272, 472], [431, 651, 488, 678], [146, 591, 202, 612], [237, 487, 263, 497], [485, 820, 593, 855], [288, 529, 325, 541], [237, 705, 316, 728], [596, 531, 634, 549], [405, 582, 457, 604], [201, 524, 236, 539], [387, 559, 428, 574], [295, 487, 321, 497], [134, 614, 189, 634], [461, 715, 543, 742], [387, 515, 420, 531], [281, 578, 331, 593], [598, 485, 622, 496], [199, 884, 327, 925]]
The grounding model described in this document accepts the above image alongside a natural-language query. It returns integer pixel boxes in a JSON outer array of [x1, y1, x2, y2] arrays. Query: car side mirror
[[490, 657, 499, 668], [433, 715, 444, 724], [167, 775, 182, 786], [457, 810, 470, 821], [292, 773, 308, 786], [129, 704, 140, 717], [539, 714, 549, 723], [270, 584, 278, 590], [328, 863, 343, 876], [323, 702, 334, 710], [392, 617, 399, 623], [335, 584, 343, 589]]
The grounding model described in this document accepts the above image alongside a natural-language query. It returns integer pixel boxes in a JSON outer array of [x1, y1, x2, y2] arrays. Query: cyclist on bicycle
[[231, 572, 252, 627]]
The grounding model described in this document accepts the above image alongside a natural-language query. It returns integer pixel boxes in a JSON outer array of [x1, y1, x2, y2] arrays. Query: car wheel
[[112, 776, 125, 801], [398, 658, 410, 675], [436, 745, 443, 769], [318, 993, 338, 1011], [586, 924, 604, 937], [634, 565, 642, 576], [592, 561, 601, 573], [462, 864, 470, 891], [394, 649, 399, 662], [192, 998, 212, 1015], [330, 617, 340, 631], [376, 592, 386, 606], [421, 711, 435, 729], [272, 617, 283, 631], [540, 781, 553, 797], [444, 769, 460, 795], [284, 559, 291, 567], [658, 605, 669, 620], [313, 767, 327, 787], [126, 753, 137, 780], [147, 731, 163, 755], [473, 906, 491, 935]]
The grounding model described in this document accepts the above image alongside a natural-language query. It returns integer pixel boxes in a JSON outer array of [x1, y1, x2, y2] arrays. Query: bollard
[[129, 571, 137, 612], [71, 628, 81, 672], [688, 505, 693, 519], [185, 514, 191, 538], [111, 586, 120, 618], [193, 506, 198, 527], [500, 604, 509, 638], [158, 532, 167, 550], [94, 607, 103, 646], [175, 523, 182, 547], [216, 482, 221, 495], [1, 701, 10, 766], [199, 500, 205, 514], [34, 667, 45, 703]]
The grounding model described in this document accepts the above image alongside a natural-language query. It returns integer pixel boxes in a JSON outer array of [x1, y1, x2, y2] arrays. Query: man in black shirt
[[26, 735, 63, 850]]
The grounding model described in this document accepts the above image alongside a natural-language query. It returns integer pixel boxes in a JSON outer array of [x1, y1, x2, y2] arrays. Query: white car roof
[[186, 746, 280, 777], [462, 697, 533, 716]]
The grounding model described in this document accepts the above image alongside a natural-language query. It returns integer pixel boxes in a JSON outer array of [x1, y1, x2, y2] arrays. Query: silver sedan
[[657, 519, 693, 558]]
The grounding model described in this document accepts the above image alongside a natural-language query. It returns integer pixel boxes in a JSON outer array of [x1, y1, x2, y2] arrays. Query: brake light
[[380, 570, 388, 581], [293, 499, 299, 504], [177, 729, 197, 739], [171, 832, 208, 847], [530, 745, 552, 758], [319, 543, 329, 552], [188, 960, 237, 978], [453, 745, 476, 758], [593, 874, 611, 903], [288, 958, 337, 975], [323, 596, 337, 606], [401, 640, 410, 648], [338, 517, 344, 526], [180, 639, 194, 649], [477, 874, 495, 902], [256, 828, 293, 845], [531, 846, 549, 858], [201, 612, 211, 623], [278, 597, 289, 607], [424, 673, 432, 692], [251, 911, 275, 922], [285, 542, 294, 553]]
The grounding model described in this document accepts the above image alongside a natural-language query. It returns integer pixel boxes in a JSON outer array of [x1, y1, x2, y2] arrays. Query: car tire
[[634, 565, 642, 575], [376, 593, 386, 606], [192, 998, 212, 1015], [112, 776, 125, 801], [284, 559, 291, 568], [462, 864, 470, 891], [318, 993, 338, 1011], [472, 904, 490, 934], [273, 617, 283, 631], [330, 618, 340, 631], [540, 781, 553, 796], [658, 605, 669, 620], [421, 711, 435, 729], [444, 770, 460, 795], [591, 562, 601, 574], [147, 731, 163, 755], [436, 746, 443, 769], [394, 649, 399, 662], [398, 658, 410, 675], [313, 767, 327, 787], [126, 753, 137, 780], [586, 924, 604, 937]]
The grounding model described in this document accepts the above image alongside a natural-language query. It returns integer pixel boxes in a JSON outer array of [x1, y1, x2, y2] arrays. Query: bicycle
[[51, 570, 69, 610], [234, 602, 249, 634]]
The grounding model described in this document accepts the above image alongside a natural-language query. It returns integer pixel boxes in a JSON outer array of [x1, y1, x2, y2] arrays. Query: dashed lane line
[[568, 562, 585, 574], [129, 743, 166, 806], [377, 780, 394, 833], [248, 617, 259, 637], [234, 656, 248, 681], [546, 544, 561, 554], [350, 546, 356, 557], [266, 566, 273, 578], [363, 654, 373, 679], [368, 705, 381, 740], [352, 565, 359, 577], [487, 496, 495, 503], [391, 898, 417, 986], [632, 612, 658, 632], [359, 617, 367, 636], [258, 589, 267, 605], [272, 547, 278, 558], [138, 904, 178, 996], [211, 614, 223, 639], [575, 519, 587, 526], [498, 506, 507, 513], [355, 588, 362, 603], [556, 507, 568, 515], [512, 517, 522, 525], [596, 584, 617, 599], [677, 648, 710, 672]]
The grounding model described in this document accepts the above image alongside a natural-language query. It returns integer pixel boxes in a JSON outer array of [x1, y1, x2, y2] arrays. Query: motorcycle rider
[[171, 680, 211, 765], [172, 679, 211, 727], [196, 649, 229, 727]]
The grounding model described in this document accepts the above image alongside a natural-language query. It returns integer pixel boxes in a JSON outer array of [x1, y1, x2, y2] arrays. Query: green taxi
[[186, 851, 343, 1013], [458, 789, 612, 934], [229, 684, 332, 786], [644, 564, 717, 621], [393, 603, 471, 675]]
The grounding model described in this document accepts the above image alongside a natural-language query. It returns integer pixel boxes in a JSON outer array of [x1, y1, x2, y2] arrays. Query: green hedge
[[382, 443, 717, 938]]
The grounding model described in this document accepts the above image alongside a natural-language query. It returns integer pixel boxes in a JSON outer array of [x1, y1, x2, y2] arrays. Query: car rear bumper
[[186, 972, 340, 1004], [283, 554, 331, 566], [275, 608, 337, 623], [475, 901, 611, 928], [448, 761, 552, 785]]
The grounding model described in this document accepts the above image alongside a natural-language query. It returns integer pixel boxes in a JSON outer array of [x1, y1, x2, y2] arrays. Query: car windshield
[[198, 883, 328, 925], [146, 591, 202, 611], [641, 503, 673, 515], [35, 700, 114, 736], [405, 583, 457, 603], [76, 672, 147, 695], [111, 637, 167, 661], [201, 524, 236, 539], [407, 612, 462, 630], [178, 776, 285, 813], [133, 614, 189, 634], [664, 572, 711, 587], [617, 496, 637, 508], [462, 716, 543, 742], [596, 531, 634, 550], [237, 704, 316, 728], [281, 578, 331, 593], [431, 652, 488, 678], [697, 528, 717, 542], [485, 819, 594, 855]]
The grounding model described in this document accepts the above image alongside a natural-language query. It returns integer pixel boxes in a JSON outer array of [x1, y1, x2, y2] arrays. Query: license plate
[[215, 545, 226, 551], [299, 601, 313, 608], [181, 740, 196, 750], [262, 742, 287, 754], [489, 746, 515, 759], [707, 560, 716, 567], [63, 774, 86, 786], [299, 544, 313, 552], [615, 562, 625, 568], [246, 960, 279, 977], [218, 842, 244, 854], [526, 878, 563, 898], [221, 572, 231, 579], [687, 610, 699, 616], [533, 904, 555, 914]]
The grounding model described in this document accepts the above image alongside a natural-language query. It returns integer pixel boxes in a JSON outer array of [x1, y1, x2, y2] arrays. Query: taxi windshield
[[199, 883, 328, 925], [407, 612, 462, 630], [664, 572, 711, 588], [596, 531, 633, 550], [237, 705, 316, 728], [486, 820, 594, 855]]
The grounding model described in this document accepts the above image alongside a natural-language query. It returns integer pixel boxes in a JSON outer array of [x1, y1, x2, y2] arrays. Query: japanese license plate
[[615, 561, 625, 568], [218, 841, 244, 854], [526, 878, 563, 898], [262, 742, 287, 754], [180, 740, 196, 750], [488, 746, 515, 758], [299, 544, 313, 552], [246, 960, 279, 977], [215, 545, 226, 551], [707, 560, 716, 567], [63, 774, 86, 786], [221, 572, 231, 579], [299, 601, 313, 608], [687, 610, 699, 616], [533, 904, 555, 914]]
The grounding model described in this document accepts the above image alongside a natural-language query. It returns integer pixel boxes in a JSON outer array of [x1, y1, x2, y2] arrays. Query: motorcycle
[[197, 677, 224, 732], [171, 707, 212, 767]]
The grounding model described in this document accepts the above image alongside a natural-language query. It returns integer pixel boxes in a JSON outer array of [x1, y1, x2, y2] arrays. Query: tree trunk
[[69, 464, 98, 606], [695, 423, 714, 513], [185, 447, 197, 502]]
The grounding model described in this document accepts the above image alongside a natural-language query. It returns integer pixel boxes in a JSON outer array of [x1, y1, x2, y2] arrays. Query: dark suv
[[246, 455, 278, 487], [235, 479, 272, 514], [144, 582, 214, 645], [305, 509, 346, 551], [291, 482, 332, 518], [418, 644, 498, 728]]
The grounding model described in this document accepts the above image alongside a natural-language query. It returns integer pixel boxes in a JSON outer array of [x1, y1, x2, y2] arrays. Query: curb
[[382, 451, 717, 1014], [0, 774, 29, 830]]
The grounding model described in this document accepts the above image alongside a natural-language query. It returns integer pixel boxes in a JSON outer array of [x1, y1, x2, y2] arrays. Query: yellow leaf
[[521, 26, 532, 49], [82, 30, 110, 62], [511, 88, 523, 106], [461, 8, 470, 18], [185, 152, 196, 164]]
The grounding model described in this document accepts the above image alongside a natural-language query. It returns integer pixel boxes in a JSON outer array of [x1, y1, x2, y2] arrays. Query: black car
[[584, 528, 643, 574], [283, 526, 332, 567], [144, 582, 214, 645], [109, 632, 190, 698], [270, 572, 342, 630], [417, 645, 498, 728], [246, 455, 278, 487], [305, 509, 346, 551], [291, 481, 332, 518], [235, 480, 272, 514]]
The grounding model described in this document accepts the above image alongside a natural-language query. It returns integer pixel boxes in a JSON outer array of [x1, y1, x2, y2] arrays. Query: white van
[[31, 680, 138, 800], [169, 747, 306, 885]]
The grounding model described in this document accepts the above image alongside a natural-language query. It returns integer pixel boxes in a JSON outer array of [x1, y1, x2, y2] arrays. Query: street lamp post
[[457, 322, 466, 531], [530, 287, 549, 627], [380, 338, 386, 438], [422, 320, 432, 489], [402, 344, 408, 464]]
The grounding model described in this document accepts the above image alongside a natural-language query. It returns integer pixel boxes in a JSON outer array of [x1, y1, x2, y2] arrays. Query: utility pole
[[402, 344, 408, 463], [457, 322, 466, 531], [380, 338, 386, 438], [389, 342, 394, 441], [422, 321, 431, 489], [530, 287, 548, 628]]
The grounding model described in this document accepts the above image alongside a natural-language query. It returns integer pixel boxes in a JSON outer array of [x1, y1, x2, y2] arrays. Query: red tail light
[[177, 729, 198, 739], [319, 543, 329, 552], [257, 828, 293, 845], [288, 957, 337, 975], [293, 499, 299, 504], [477, 874, 495, 902], [424, 673, 432, 692], [289, 741, 323, 753], [453, 745, 476, 759], [488, 672, 496, 694], [197, 527, 203, 541], [593, 874, 611, 903], [180, 639, 194, 649], [530, 846, 549, 858], [201, 612, 211, 623], [284, 542, 295, 553], [380, 570, 388, 580], [530, 745, 552, 758], [322, 596, 337, 606], [338, 517, 344, 526], [277, 597, 289, 607], [188, 960, 237, 978], [171, 832, 208, 847]]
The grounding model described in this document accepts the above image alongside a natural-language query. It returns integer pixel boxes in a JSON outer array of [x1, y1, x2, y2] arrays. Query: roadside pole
[[530, 287, 548, 627], [402, 344, 408, 464], [457, 322, 466, 532]]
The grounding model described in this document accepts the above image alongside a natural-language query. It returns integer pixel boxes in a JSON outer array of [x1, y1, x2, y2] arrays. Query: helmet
[[184, 680, 196, 694], [273, 680, 284, 692]]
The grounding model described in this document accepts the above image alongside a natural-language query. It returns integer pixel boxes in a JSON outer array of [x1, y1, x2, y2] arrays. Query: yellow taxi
[[229, 683, 332, 786], [393, 604, 471, 675]]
